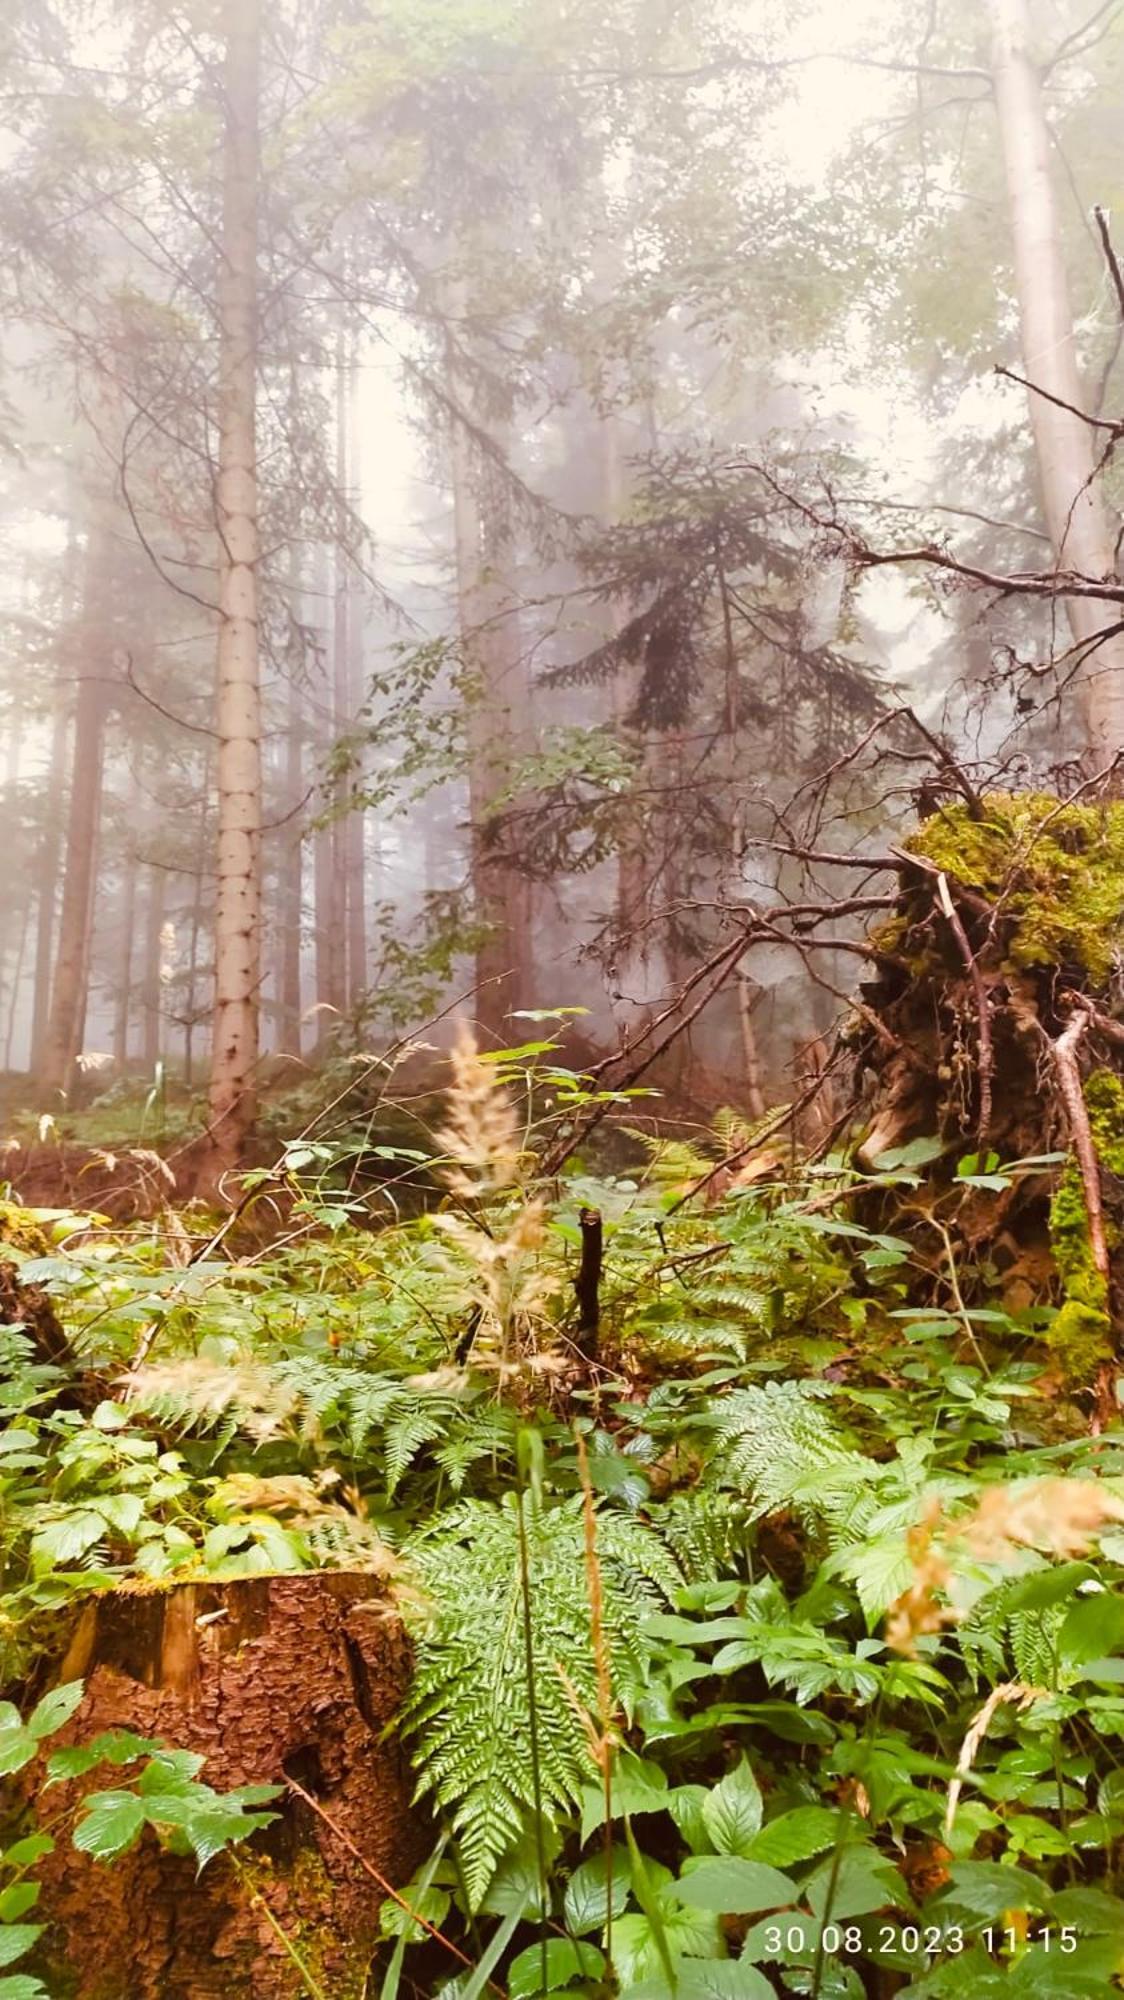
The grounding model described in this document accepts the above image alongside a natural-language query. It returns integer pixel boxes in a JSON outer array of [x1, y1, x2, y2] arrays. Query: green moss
[[907, 793, 1124, 985], [1046, 1070, 1124, 1383]]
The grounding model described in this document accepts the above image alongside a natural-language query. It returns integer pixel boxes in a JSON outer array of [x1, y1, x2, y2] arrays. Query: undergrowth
[[2, 1030, 1124, 1996]]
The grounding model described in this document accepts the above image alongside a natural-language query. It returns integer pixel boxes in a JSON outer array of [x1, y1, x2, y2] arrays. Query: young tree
[[208, 0, 264, 1171]]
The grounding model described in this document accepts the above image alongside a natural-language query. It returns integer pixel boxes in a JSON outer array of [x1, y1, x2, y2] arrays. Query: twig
[[935, 872, 993, 1142], [284, 1777, 496, 1989]]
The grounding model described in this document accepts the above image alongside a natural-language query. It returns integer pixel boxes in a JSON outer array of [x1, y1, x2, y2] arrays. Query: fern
[[710, 1380, 879, 1529], [399, 1495, 680, 1905]]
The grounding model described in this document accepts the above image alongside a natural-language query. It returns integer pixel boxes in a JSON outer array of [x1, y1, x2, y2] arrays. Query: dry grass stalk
[[886, 1476, 1124, 1657], [945, 1681, 1047, 1837]]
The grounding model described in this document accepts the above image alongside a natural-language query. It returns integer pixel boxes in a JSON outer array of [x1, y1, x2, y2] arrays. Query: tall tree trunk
[[329, 332, 352, 1014], [276, 657, 304, 1056], [448, 361, 533, 1040], [342, 334, 368, 1005], [141, 865, 166, 1074], [314, 587, 345, 1046], [183, 781, 210, 1090], [29, 697, 70, 1075], [990, 0, 1124, 757], [4, 894, 31, 1074], [39, 552, 111, 1099], [209, 0, 263, 1171], [113, 778, 141, 1073]]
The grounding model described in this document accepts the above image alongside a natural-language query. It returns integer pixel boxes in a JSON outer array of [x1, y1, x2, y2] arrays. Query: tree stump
[[37, 1574, 424, 2000]]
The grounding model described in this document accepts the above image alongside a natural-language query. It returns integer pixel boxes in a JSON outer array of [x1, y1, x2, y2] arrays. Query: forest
[[4, 0, 1124, 1994]]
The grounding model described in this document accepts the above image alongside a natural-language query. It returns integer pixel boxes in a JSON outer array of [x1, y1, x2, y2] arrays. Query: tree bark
[[141, 864, 166, 1074], [39, 1575, 422, 2000], [276, 657, 304, 1057], [990, 0, 1124, 758], [29, 696, 70, 1076], [38, 604, 110, 1098], [448, 347, 533, 1039], [208, 0, 263, 1172]]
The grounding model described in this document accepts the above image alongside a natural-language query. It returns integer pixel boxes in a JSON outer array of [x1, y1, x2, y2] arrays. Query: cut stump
[[37, 1573, 423, 2000]]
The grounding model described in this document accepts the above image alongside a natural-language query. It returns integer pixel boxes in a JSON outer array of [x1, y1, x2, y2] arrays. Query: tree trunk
[[39, 645, 109, 1100], [29, 697, 70, 1076], [276, 658, 304, 1056], [141, 865, 166, 1074], [208, 0, 263, 1173], [330, 330, 352, 1012], [39, 1574, 423, 2000], [990, 0, 1124, 758], [113, 767, 143, 1073], [448, 355, 533, 1040]]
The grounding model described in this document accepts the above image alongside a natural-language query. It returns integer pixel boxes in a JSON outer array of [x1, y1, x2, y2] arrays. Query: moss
[[1046, 1297, 1113, 1385], [1046, 1070, 1124, 1384], [907, 793, 1124, 985], [0, 1200, 51, 1257]]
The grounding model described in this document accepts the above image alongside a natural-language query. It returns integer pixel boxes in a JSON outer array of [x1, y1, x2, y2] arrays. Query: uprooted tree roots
[[832, 792, 1124, 1394]]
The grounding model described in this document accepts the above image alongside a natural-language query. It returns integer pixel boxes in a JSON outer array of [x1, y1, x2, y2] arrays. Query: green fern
[[710, 1379, 875, 1525], [399, 1494, 680, 1905]]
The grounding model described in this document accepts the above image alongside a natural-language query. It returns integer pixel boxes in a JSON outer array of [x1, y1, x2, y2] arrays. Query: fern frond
[[711, 1380, 878, 1531], [399, 1495, 680, 1904]]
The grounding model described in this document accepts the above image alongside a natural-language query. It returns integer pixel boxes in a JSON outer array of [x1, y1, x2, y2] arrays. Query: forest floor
[[5, 805, 1124, 1997]]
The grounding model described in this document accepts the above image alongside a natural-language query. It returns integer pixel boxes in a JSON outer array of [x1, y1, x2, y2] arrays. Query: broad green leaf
[[1060, 1593, 1124, 1669], [673, 1857, 795, 1915], [27, 1682, 84, 1742], [30, 1511, 105, 1570], [379, 1883, 450, 1942], [507, 1939, 605, 1997], [72, 1791, 147, 1862], [804, 1846, 906, 1920], [0, 1888, 39, 1924], [0, 1978, 49, 2000], [932, 1859, 1050, 1919], [0, 1838, 52, 1870], [0, 1930, 42, 1972], [747, 1808, 840, 1868], [562, 1850, 630, 1934], [701, 1760, 763, 1857], [622, 1965, 776, 2000], [0, 1732, 35, 1780]]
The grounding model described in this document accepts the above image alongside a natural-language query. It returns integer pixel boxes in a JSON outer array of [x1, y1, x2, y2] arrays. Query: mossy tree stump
[[37, 1574, 423, 2000]]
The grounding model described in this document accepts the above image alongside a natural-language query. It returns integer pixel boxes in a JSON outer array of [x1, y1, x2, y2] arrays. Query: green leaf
[[581, 1758, 670, 1841], [622, 1966, 776, 2000], [0, 1887, 39, 1924], [701, 1760, 763, 1857], [27, 1682, 84, 1742], [378, 1884, 450, 1943], [563, 1850, 630, 1934], [0, 1977, 49, 2000], [0, 1930, 41, 1973], [507, 1939, 605, 1997], [30, 1511, 106, 1569], [672, 1857, 796, 1915], [0, 1838, 52, 1870], [747, 1809, 840, 1868], [72, 1791, 147, 1862], [0, 1732, 35, 1780], [933, 1859, 1050, 1919], [1060, 1592, 1124, 1668], [804, 1846, 906, 1920]]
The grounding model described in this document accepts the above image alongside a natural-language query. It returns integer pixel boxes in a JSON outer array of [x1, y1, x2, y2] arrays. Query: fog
[[0, 0, 1118, 1148]]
